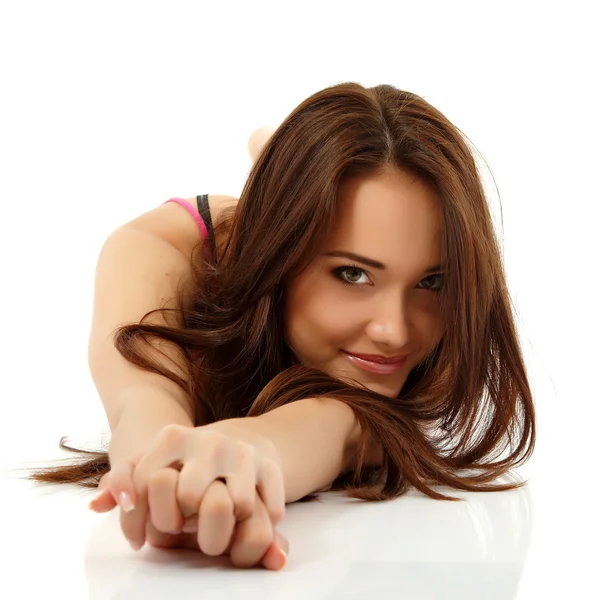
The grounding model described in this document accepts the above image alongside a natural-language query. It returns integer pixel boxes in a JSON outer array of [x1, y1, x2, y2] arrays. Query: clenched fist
[[89, 421, 289, 570]]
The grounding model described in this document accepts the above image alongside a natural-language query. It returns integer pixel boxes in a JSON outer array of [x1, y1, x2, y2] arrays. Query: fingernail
[[279, 548, 287, 569], [119, 491, 135, 513], [129, 539, 143, 551]]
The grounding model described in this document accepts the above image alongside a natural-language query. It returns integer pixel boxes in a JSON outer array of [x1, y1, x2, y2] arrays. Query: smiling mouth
[[341, 351, 407, 374]]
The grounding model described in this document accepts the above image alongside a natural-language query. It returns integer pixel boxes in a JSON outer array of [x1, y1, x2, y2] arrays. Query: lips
[[342, 351, 407, 375], [342, 351, 408, 364]]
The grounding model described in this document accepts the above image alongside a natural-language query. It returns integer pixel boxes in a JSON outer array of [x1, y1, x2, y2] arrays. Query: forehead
[[325, 169, 444, 266]]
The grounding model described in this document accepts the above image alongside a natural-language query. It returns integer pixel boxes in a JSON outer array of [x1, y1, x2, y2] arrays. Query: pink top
[[162, 197, 212, 262]]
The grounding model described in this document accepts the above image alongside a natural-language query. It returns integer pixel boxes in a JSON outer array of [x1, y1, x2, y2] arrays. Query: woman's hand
[[88, 421, 288, 569]]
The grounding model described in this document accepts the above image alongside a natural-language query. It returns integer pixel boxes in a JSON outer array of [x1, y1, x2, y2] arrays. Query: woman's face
[[283, 168, 446, 398]]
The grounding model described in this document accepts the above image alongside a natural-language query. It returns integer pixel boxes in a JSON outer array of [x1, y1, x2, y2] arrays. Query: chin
[[325, 359, 401, 397], [368, 381, 403, 399]]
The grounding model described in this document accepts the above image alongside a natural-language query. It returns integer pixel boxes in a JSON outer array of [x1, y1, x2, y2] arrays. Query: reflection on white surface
[[79, 475, 531, 599], [2, 2, 599, 598]]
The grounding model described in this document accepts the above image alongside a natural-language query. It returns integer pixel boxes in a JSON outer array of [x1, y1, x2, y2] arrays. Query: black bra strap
[[197, 194, 218, 264]]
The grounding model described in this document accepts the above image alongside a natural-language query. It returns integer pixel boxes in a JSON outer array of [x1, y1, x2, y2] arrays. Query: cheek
[[285, 285, 352, 353], [414, 300, 444, 335], [287, 300, 339, 344], [424, 311, 446, 344]]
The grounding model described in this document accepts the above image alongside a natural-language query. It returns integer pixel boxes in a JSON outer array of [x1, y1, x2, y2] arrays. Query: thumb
[[88, 472, 116, 512], [274, 529, 289, 556], [97, 473, 110, 491], [88, 486, 117, 513], [88, 457, 139, 513], [261, 530, 289, 571]]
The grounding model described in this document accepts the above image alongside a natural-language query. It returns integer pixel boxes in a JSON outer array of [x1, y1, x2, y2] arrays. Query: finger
[[256, 458, 286, 525], [144, 520, 185, 549], [147, 467, 185, 534], [89, 462, 138, 514], [175, 459, 224, 520], [228, 494, 274, 569], [97, 474, 110, 491], [100, 449, 145, 511], [119, 458, 151, 550], [106, 461, 138, 513], [222, 452, 257, 521], [120, 490, 149, 551], [126, 426, 191, 549], [261, 530, 289, 571], [88, 488, 117, 513], [134, 425, 193, 481], [196, 480, 235, 556], [274, 530, 290, 557]]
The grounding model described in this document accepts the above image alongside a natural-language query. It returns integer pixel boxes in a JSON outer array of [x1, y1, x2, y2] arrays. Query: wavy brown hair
[[28, 81, 536, 502]]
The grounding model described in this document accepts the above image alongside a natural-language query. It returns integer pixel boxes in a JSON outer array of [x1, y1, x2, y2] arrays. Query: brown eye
[[332, 265, 369, 286], [342, 268, 363, 283], [419, 274, 444, 291]]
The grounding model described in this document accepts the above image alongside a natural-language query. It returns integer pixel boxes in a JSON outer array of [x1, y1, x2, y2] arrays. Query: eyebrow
[[324, 250, 447, 273]]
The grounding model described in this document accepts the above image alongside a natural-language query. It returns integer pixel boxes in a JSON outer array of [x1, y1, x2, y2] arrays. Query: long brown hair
[[28, 82, 536, 502]]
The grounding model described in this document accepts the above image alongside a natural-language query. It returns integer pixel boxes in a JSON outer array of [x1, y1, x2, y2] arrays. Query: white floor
[[2, 2, 598, 597], [2, 417, 596, 599]]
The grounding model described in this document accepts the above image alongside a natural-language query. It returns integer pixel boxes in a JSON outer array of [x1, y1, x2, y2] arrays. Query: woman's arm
[[88, 226, 197, 438], [91, 125, 274, 428], [108, 385, 194, 465], [227, 397, 363, 503], [91, 124, 276, 434]]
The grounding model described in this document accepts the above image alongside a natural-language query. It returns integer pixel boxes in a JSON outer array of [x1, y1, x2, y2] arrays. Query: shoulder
[[186, 194, 239, 227], [123, 194, 239, 259], [173, 194, 239, 257]]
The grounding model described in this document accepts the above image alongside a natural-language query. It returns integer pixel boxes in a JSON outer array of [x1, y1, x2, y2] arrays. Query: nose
[[366, 292, 411, 349]]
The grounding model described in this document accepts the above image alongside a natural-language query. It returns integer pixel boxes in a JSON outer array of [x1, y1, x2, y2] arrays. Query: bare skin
[[89, 128, 445, 568], [284, 167, 446, 402]]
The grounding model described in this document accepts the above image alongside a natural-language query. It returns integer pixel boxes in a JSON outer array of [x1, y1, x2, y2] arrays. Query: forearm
[[231, 398, 360, 504], [87, 226, 196, 432], [109, 385, 194, 465]]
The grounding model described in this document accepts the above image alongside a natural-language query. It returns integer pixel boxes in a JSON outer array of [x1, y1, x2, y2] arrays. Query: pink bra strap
[[163, 198, 209, 243]]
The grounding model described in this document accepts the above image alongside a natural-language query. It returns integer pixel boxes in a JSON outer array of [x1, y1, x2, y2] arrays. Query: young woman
[[30, 82, 536, 571]]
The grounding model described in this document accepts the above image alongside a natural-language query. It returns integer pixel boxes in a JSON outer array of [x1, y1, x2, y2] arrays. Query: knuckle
[[177, 490, 198, 510], [232, 445, 256, 473], [262, 455, 282, 474], [270, 504, 286, 524], [262, 459, 285, 484], [238, 441, 255, 457], [211, 433, 238, 458], [236, 510, 272, 546], [207, 495, 234, 515], [192, 430, 225, 460], [147, 469, 170, 487], [158, 424, 187, 445], [109, 469, 131, 491]]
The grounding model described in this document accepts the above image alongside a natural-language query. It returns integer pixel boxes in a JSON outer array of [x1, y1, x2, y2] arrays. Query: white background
[[0, 1, 597, 598]]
